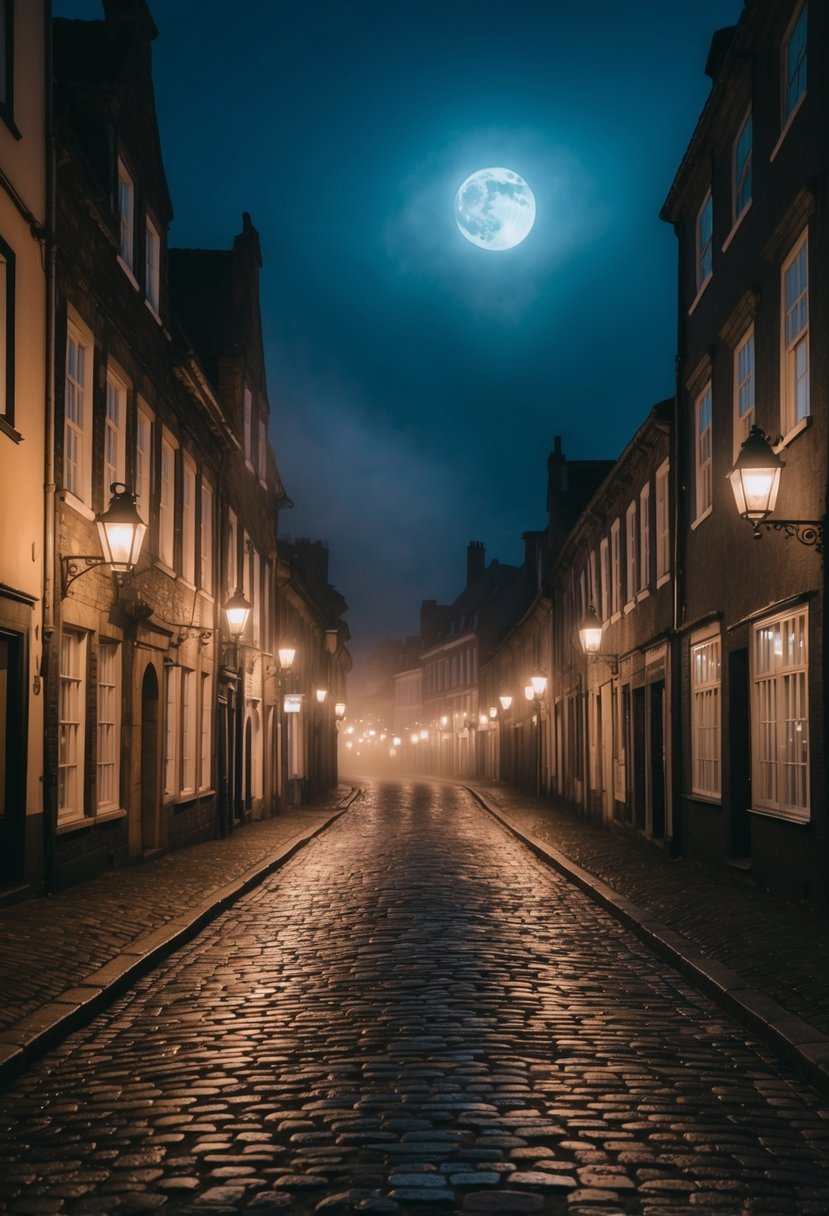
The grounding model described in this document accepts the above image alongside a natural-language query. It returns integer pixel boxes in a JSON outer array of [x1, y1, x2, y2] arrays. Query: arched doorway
[[140, 664, 160, 853]]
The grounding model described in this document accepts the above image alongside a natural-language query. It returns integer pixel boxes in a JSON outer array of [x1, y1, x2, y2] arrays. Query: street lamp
[[224, 588, 252, 638], [578, 604, 619, 675], [316, 688, 328, 704], [277, 641, 297, 670], [499, 694, 513, 711], [727, 425, 823, 551], [334, 701, 346, 720], [61, 482, 146, 594], [524, 672, 548, 798]]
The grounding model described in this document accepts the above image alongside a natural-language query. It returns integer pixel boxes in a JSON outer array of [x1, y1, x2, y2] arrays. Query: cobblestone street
[[2, 782, 829, 1215]]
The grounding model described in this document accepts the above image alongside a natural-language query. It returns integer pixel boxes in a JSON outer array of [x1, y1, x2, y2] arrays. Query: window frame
[[258, 415, 267, 485], [751, 605, 809, 822], [693, 383, 713, 525], [780, 228, 809, 438], [690, 626, 721, 801], [610, 520, 621, 620], [243, 387, 253, 470], [782, 1, 807, 125], [638, 483, 651, 595], [624, 501, 637, 611], [655, 459, 670, 586], [696, 189, 713, 293], [180, 667, 196, 797], [0, 0, 17, 135], [733, 326, 755, 461], [599, 537, 609, 622], [58, 629, 87, 824], [158, 429, 177, 570], [199, 671, 212, 792], [0, 233, 15, 435], [117, 157, 136, 275], [104, 365, 128, 498], [145, 213, 161, 316], [96, 640, 121, 814], [64, 312, 94, 510], [181, 454, 197, 585], [200, 479, 214, 595], [135, 400, 153, 532], [732, 108, 752, 225]]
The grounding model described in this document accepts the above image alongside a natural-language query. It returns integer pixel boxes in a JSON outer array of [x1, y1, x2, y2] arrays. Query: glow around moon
[[454, 167, 536, 251]]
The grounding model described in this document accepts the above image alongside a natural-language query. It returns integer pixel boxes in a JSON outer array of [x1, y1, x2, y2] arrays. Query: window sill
[[636, 588, 650, 603], [0, 415, 22, 443], [770, 91, 806, 164], [145, 298, 162, 325], [154, 559, 177, 580], [61, 490, 95, 522], [56, 807, 127, 835], [721, 199, 752, 253], [749, 804, 809, 825], [776, 414, 811, 451], [117, 255, 140, 292], [623, 600, 635, 615], [689, 792, 722, 807], [178, 576, 197, 593], [656, 572, 671, 589], [610, 611, 621, 624], [688, 273, 712, 317], [691, 506, 712, 531], [245, 459, 256, 475]]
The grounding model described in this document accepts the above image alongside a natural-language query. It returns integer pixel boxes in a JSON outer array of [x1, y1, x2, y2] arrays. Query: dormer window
[[117, 159, 135, 272]]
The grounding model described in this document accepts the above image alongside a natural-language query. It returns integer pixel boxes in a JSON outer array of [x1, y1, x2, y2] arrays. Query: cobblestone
[[2, 780, 829, 1214]]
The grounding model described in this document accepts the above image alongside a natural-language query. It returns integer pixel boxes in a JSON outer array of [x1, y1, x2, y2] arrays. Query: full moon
[[454, 167, 536, 251]]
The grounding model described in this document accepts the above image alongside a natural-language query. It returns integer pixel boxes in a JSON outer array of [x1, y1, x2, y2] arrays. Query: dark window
[[0, 234, 17, 439], [0, 1, 15, 135]]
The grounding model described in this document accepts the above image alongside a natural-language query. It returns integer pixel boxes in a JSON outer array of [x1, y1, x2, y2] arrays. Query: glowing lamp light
[[728, 425, 783, 520], [530, 674, 548, 698], [579, 604, 605, 656], [224, 588, 252, 638], [334, 701, 346, 720], [440, 715, 449, 727], [316, 688, 328, 704], [479, 713, 488, 727], [499, 694, 512, 711], [489, 706, 498, 719], [96, 483, 146, 572], [524, 684, 535, 702], [410, 733, 420, 745], [277, 642, 297, 669], [420, 729, 429, 740], [393, 736, 402, 747]]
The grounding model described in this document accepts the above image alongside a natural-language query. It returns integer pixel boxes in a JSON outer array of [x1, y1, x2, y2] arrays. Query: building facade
[[661, 0, 827, 902]]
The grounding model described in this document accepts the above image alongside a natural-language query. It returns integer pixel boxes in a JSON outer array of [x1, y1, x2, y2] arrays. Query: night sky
[[54, 0, 743, 660]]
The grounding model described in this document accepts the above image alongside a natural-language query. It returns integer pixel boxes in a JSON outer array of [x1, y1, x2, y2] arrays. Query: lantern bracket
[[750, 519, 823, 552], [60, 554, 115, 596]]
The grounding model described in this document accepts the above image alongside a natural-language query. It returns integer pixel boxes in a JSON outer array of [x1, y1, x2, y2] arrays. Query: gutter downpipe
[[670, 217, 686, 859]]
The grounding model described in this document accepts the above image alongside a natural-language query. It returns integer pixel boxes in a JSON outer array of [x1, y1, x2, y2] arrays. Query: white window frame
[[243, 387, 253, 470], [64, 313, 94, 509], [638, 484, 650, 594], [97, 640, 121, 813], [59, 629, 87, 823], [589, 549, 598, 613], [694, 383, 713, 525], [781, 229, 809, 437], [104, 366, 128, 496], [159, 430, 177, 570], [624, 502, 637, 610], [751, 606, 809, 822], [199, 671, 212, 791], [690, 626, 721, 801], [599, 537, 609, 622], [258, 416, 267, 485], [783, 2, 807, 124], [0, 237, 12, 424], [145, 214, 160, 316], [696, 189, 713, 292], [227, 508, 238, 594], [200, 480, 214, 595], [610, 520, 621, 620], [180, 668, 196, 796], [135, 400, 153, 531], [655, 459, 670, 585], [163, 665, 180, 798], [117, 158, 135, 274], [182, 455, 197, 585], [733, 326, 755, 460], [733, 108, 752, 225]]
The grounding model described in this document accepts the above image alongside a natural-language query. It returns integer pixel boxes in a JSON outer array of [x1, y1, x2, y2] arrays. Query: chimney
[[467, 540, 485, 586]]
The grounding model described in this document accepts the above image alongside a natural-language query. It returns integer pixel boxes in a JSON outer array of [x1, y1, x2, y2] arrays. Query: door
[[140, 664, 160, 853], [650, 680, 666, 839], [0, 632, 24, 885]]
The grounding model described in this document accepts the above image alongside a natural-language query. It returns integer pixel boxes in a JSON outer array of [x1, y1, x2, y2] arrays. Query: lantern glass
[[578, 605, 605, 656], [524, 684, 534, 702], [728, 425, 784, 520], [95, 484, 146, 572], [316, 688, 328, 704], [530, 674, 548, 697], [489, 706, 498, 719], [224, 588, 252, 638], [499, 694, 512, 711], [334, 701, 347, 719], [277, 643, 296, 669]]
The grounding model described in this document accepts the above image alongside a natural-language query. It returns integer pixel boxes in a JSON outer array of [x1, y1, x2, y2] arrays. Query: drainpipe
[[669, 217, 687, 858], [42, 0, 58, 892]]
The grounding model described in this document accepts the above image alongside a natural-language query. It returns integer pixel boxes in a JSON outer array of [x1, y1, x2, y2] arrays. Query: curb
[[468, 785, 829, 1098], [0, 790, 359, 1089]]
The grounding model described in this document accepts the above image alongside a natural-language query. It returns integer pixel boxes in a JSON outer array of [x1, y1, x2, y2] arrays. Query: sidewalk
[[468, 781, 829, 1096], [0, 788, 356, 1086]]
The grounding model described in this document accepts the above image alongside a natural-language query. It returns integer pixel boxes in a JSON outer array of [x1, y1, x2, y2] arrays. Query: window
[[59, 630, 86, 823], [199, 672, 212, 791], [781, 230, 809, 434], [64, 316, 93, 506], [691, 629, 721, 799], [639, 484, 650, 592], [733, 328, 755, 458], [624, 503, 637, 608], [135, 402, 153, 526], [163, 666, 179, 797], [589, 549, 598, 614], [227, 509, 238, 593], [694, 384, 712, 522], [200, 480, 214, 594], [655, 459, 670, 584], [0, 0, 14, 126], [752, 607, 809, 820], [610, 520, 621, 618], [0, 235, 14, 428], [182, 457, 196, 584], [243, 387, 253, 468], [251, 547, 261, 646], [97, 641, 121, 812], [118, 159, 135, 272], [104, 368, 127, 495], [599, 538, 609, 622], [258, 416, 267, 484], [145, 216, 160, 314], [180, 669, 196, 796], [159, 432, 176, 568], [783, 2, 807, 123], [733, 110, 752, 222], [696, 190, 713, 290]]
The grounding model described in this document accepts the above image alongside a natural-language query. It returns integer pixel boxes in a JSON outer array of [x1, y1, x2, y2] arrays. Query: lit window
[[164, 666, 179, 797], [118, 159, 135, 272], [694, 384, 712, 522], [59, 630, 87, 822], [781, 230, 809, 434], [97, 641, 121, 812], [182, 457, 196, 584], [135, 402, 153, 527], [0, 236, 14, 425], [733, 327, 755, 458], [783, 2, 807, 122], [655, 459, 670, 583], [752, 607, 809, 820], [625, 502, 637, 608], [104, 368, 127, 495], [180, 669, 196, 796], [64, 317, 93, 506], [691, 629, 721, 799], [696, 190, 713, 290], [733, 109, 752, 222], [200, 481, 214, 594], [199, 672, 212, 790], [145, 216, 160, 314], [159, 433, 176, 569], [610, 520, 621, 618], [638, 484, 650, 592]]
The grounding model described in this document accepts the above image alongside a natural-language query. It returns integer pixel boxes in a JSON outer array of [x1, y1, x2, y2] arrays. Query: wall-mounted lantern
[[61, 483, 146, 595], [727, 425, 823, 551], [578, 604, 619, 674], [224, 588, 252, 638]]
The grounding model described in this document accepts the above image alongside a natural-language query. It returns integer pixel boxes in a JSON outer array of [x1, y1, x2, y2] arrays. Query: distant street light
[[727, 424, 823, 551]]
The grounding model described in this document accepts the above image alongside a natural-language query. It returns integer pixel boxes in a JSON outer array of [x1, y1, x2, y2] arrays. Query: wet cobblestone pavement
[[2, 781, 829, 1215]]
